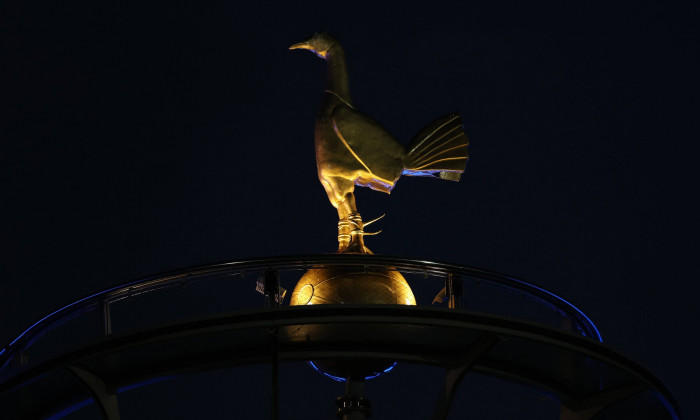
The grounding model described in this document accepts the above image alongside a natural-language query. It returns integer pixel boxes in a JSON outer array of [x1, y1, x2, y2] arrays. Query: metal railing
[[0, 254, 602, 375]]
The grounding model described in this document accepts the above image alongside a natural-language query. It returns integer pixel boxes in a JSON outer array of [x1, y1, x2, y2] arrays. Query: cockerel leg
[[337, 218, 351, 252], [334, 192, 371, 254], [321, 177, 371, 254], [337, 191, 357, 219]]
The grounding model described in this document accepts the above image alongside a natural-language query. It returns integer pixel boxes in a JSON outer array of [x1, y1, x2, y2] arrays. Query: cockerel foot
[[337, 213, 372, 254]]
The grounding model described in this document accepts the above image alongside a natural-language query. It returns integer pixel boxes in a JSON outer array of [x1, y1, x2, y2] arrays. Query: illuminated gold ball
[[289, 266, 416, 380], [289, 267, 416, 306]]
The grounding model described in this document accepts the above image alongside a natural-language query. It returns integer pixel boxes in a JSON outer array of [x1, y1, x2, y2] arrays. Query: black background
[[1, 2, 697, 418]]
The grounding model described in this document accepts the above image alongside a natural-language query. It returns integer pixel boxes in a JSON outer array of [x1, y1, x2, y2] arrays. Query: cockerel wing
[[331, 104, 405, 188]]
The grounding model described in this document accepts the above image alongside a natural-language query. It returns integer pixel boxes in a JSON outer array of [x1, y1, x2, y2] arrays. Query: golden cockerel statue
[[290, 32, 469, 254]]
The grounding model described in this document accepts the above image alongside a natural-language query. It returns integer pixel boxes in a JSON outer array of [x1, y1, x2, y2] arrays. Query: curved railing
[[0, 254, 681, 420], [0, 254, 601, 374]]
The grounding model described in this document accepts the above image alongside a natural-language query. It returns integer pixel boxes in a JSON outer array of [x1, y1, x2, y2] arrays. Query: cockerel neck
[[325, 45, 352, 106]]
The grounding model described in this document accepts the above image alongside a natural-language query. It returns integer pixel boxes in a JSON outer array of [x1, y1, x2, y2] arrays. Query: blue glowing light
[[510, 278, 603, 342], [0, 279, 150, 371], [308, 361, 398, 382], [653, 391, 681, 420], [402, 169, 440, 177], [117, 375, 175, 393], [45, 398, 92, 420], [41, 376, 176, 419], [308, 361, 346, 382], [363, 362, 397, 380]]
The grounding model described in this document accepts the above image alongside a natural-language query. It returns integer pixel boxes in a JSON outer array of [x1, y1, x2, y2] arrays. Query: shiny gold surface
[[290, 32, 469, 254], [289, 266, 416, 380], [289, 267, 416, 306]]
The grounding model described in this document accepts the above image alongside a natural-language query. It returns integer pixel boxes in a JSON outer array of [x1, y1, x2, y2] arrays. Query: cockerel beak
[[289, 41, 327, 59], [289, 42, 312, 51]]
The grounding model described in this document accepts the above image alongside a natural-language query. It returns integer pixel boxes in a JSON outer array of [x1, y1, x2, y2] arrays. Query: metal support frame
[[0, 300, 680, 420], [431, 333, 500, 420], [560, 383, 645, 420], [336, 380, 371, 420], [68, 366, 120, 420], [265, 269, 280, 420]]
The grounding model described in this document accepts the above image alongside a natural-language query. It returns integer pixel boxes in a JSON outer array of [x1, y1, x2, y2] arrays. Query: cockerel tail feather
[[408, 125, 462, 163], [410, 143, 467, 167], [402, 112, 469, 179]]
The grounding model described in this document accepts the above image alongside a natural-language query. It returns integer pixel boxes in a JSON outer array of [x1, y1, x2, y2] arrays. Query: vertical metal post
[[336, 380, 371, 420], [446, 274, 463, 310], [271, 334, 279, 420], [559, 317, 579, 420], [264, 269, 280, 308], [19, 351, 28, 367], [101, 301, 112, 336], [264, 269, 280, 420]]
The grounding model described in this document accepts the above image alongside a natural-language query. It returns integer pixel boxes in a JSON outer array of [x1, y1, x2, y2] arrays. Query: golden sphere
[[289, 267, 416, 306], [288, 266, 416, 380]]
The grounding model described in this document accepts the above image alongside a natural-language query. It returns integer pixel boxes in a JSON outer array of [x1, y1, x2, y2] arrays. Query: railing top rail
[[0, 254, 602, 371]]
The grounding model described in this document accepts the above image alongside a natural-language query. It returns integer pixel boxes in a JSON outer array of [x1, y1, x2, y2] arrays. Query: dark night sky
[[1, 2, 698, 418]]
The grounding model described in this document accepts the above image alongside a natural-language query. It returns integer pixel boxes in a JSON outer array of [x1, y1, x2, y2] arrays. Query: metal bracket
[[256, 269, 286, 306], [68, 366, 120, 420], [446, 273, 463, 309], [431, 333, 500, 420]]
